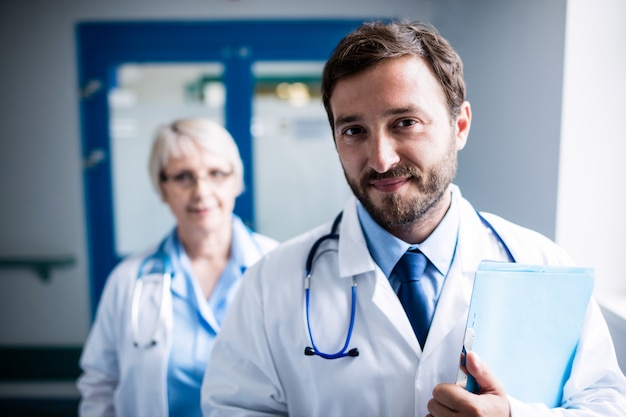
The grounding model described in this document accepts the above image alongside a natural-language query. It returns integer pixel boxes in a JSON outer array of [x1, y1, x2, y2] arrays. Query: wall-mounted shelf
[[0, 256, 76, 282]]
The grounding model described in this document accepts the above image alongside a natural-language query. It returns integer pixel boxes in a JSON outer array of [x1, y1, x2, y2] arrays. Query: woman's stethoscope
[[132, 239, 173, 348], [131, 226, 264, 348], [302, 210, 515, 360]]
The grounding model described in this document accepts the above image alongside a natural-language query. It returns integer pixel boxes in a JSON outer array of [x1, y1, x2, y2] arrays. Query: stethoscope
[[132, 239, 173, 348], [131, 226, 264, 349], [303, 212, 360, 359], [303, 209, 515, 360]]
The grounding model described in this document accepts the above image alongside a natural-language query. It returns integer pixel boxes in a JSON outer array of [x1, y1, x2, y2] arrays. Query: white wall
[[0, 0, 577, 349], [558, 0, 626, 300], [557, 0, 626, 368]]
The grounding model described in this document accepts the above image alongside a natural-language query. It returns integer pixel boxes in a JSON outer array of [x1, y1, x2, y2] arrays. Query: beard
[[344, 138, 458, 229]]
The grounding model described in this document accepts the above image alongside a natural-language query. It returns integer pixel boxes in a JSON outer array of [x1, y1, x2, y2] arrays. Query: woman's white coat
[[77, 223, 277, 417]]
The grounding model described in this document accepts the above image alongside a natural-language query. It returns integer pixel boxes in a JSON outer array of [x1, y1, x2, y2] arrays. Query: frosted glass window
[[252, 62, 351, 241], [108, 63, 225, 256]]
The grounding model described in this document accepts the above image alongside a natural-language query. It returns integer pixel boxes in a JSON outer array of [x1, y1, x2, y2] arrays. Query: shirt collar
[[161, 229, 187, 297], [164, 215, 253, 297], [356, 187, 460, 278]]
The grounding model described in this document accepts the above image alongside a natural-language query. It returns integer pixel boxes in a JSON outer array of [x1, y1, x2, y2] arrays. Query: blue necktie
[[394, 250, 431, 349]]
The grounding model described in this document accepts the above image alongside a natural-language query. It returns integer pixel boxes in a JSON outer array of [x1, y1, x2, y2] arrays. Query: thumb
[[465, 351, 506, 395]]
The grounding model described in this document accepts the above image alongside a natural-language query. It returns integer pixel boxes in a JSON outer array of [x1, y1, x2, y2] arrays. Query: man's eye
[[396, 119, 417, 128], [343, 127, 364, 136]]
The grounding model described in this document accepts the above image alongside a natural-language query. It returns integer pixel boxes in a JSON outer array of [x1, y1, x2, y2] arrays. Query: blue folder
[[459, 261, 595, 407]]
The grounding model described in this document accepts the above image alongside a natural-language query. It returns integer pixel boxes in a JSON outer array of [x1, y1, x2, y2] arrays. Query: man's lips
[[369, 177, 410, 193]]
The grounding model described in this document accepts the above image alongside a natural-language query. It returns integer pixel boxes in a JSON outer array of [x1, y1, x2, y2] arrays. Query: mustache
[[362, 165, 420, 183]]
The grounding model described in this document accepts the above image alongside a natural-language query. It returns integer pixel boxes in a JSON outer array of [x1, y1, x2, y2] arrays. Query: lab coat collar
[[337, 196, 378, 280], [232, 215, 266, 271]]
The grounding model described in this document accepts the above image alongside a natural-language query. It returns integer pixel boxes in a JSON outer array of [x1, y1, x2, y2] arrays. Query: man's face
[[330, 55, 470, 235]]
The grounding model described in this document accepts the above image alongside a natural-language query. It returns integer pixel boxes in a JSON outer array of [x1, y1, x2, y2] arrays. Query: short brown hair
[[321, 20, 466, 132]]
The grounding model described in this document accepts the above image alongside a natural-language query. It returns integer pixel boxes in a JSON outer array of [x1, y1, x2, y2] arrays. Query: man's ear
[[455, 101, 471, 151]]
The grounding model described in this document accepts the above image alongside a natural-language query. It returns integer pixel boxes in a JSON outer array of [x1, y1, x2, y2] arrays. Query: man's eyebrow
[[385, 106, 419, 116], [334, 114, 362, 127], [334, 106, 424, 127]]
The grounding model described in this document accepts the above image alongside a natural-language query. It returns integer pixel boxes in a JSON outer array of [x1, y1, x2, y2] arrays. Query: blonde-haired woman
[[77, 118, 278, 417]]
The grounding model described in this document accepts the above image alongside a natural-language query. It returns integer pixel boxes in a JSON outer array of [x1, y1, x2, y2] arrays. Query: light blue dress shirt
[[356, 192, 460, 315], [162, 216, 256, 417]]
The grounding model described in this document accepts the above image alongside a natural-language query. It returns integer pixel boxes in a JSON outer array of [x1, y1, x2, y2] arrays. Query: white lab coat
[[202, 187, 626, 417], [77, 220, 278, 417]]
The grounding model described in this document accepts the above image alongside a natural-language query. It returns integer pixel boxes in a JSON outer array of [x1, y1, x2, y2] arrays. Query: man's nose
[[368, 131, 400, 173]]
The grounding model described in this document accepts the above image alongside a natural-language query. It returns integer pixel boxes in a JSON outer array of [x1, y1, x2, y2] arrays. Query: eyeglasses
[[160, 169, 233, 190]]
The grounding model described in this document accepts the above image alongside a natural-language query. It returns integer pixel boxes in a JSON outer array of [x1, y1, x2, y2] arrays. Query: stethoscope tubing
[[304, 212, 361, 359], [132, 239, 174, 349], [303, 208, 515, 360], [305, 275, 358, 359], [131, 270, 172, 348]]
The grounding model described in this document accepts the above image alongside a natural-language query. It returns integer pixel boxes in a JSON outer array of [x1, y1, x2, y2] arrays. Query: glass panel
[[252, 62, 352, 241], [108, 63, 225, 256]]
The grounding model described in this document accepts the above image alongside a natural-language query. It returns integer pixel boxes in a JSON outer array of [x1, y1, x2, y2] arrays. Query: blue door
[[77, 20, 362, 316]]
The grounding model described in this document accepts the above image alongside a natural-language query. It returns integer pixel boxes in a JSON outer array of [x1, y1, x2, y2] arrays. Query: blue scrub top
[[163, 216, 255, 417]]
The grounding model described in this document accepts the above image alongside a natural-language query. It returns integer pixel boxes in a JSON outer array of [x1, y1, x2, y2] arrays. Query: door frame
[[76, 20, 364, 316]]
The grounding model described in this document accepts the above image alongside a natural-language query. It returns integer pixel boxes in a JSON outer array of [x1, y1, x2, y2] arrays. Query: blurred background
[[0, 0, 624, 415]]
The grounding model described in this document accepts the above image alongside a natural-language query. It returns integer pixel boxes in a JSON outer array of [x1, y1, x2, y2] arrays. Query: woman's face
[[160, 141, 239, 237]]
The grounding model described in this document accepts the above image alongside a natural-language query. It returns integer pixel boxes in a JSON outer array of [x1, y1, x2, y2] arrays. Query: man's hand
[[426, 351, 510, 417]]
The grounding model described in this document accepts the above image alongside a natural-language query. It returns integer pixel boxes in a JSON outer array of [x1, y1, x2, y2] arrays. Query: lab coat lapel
[[421, 194, 502, 359], [337, 197, 377, 279], [371, 265, 422, 353], [420, 254, 472, 359], [236, 217, 265, 268], [339, 198, 422, 354]]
